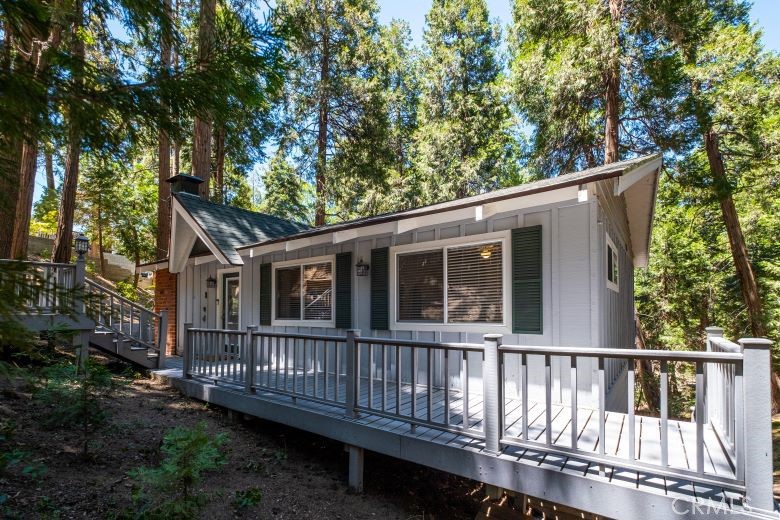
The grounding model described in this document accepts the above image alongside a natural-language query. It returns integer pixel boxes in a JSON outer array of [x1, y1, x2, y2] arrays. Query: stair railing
[[84, 279, 167, 367]]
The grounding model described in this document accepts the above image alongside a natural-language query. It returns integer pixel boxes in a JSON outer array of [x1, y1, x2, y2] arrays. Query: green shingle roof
[[174, 193, 309, 265]]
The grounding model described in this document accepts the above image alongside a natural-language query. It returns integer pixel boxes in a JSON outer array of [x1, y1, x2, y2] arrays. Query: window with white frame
[[606, 234, 619, 292], [274, 261, 333, 322], [396, 241, 503, 324]]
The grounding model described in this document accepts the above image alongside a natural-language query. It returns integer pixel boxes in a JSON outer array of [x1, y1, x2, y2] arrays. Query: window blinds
[[397, 250, 444, 322], [447, 242, 503, 323], [303, 262, 332, 320], [276, 266, 301, 320]]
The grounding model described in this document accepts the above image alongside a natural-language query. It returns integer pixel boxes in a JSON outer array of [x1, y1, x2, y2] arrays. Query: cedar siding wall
[[177, 191, 635, 408]]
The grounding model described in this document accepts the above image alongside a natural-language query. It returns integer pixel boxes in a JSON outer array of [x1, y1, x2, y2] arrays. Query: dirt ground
[[0, 351, 506, 519]]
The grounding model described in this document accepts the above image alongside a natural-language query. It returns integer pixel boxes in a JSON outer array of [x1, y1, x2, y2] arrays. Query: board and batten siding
[[176, 189, 634, 409]]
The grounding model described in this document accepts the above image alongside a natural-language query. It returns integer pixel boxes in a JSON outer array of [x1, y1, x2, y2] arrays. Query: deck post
[[74, 255, 89, 372], [245, 325, 257, 394], [183, 323, 193, 379], [739, 337, 774, 514], [347, 444, 364, 493], [483, 333, 503, 455], [157, 310, 168, 369], [704, 327, 723, 424], [345, 329, 360, 418]]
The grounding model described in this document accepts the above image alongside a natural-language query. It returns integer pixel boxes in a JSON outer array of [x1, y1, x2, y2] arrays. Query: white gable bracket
[[616, 155, 662, 195], [168, 199, 234, 273]]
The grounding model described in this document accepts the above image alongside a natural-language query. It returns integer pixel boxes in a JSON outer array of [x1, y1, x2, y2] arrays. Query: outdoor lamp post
[[74, 233, 89, 260]]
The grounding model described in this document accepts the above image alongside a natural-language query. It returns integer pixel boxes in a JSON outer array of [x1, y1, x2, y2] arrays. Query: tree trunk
[[213, 124, 226, 203], [0, 20, 20, 257], [96, 199, 105, 276], [0, 137, 21, 258], [11, 142, 38, 258], [157, 0, 173, 260], [45, 151, 55, 189], [604, 0, 621, 164], [315, 9, 329, 226], [634, 313, 660, 411], [704, 130, 764, 337], [9, 12, 64, 259], [0, 21, 19, 258], [703, 129, 777, 410], [52, 0, 85, 263], [192, 0, 216, 199]]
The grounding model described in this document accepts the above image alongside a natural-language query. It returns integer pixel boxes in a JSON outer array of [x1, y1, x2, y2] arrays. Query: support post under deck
[[347, 445, 364, 493]]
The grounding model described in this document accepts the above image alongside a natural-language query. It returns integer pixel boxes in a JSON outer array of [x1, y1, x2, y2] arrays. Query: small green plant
[[129, 423, 228, 519], [36, 359, 114, 458], [233, 487, 262, 510], [0, 420, 47, 479]]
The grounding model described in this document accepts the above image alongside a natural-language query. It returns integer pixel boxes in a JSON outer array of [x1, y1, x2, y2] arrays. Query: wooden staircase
[[84, 278, 168, 369], [2, 259, 167, 370]]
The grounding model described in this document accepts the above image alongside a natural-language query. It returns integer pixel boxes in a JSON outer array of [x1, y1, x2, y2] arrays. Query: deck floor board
[[173, 359, 743, 509]]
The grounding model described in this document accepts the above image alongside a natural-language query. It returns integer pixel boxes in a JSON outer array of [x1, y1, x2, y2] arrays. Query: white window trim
[[606, 233, 620, 293], [271, 254, 336, 327], [389, 231, 512, 334], [216, 267, 242, 330]]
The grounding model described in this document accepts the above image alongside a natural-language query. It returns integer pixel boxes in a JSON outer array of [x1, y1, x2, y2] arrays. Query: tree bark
[[11, 143, 39, 258], [634, 313, 660, 411], [96, 202, 105, 276], [703, 129, 777, 410], [45, 151, 55, 189], [0, 19, 20, 256], [703, 130, 765, 337], [157, 0, 173, 261], [213, 124, 226, 203], [192, 0, 216, 199], [9, 9, 64, 259], [52, 0, 85, 263], [315, 8, 329, 226], [604, 0, 621, 164]]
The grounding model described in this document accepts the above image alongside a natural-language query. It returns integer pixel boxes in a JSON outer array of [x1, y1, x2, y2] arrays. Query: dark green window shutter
[[259, 263, 272, 326], [370, 247, 389, 330], [335, 252, 352, 329], [512, 226, 543, 334]]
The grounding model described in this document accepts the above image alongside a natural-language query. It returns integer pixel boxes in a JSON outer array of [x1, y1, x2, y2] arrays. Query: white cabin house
[[10, 153, 775, 518], [150, 154, 662, 414]]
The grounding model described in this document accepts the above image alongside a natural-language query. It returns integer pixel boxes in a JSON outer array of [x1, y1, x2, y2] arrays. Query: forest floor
[[0, 350, 517, 520]]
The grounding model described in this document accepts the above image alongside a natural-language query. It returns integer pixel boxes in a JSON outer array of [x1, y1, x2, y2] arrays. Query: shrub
[[36, 359, 114, 458], [233, 487, 262, 510], [129, 423, 227, 519]]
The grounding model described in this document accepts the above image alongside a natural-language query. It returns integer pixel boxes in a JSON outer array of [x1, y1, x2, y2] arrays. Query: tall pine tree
[[274, 0, 390, 225], [412, 0, 513, 205]]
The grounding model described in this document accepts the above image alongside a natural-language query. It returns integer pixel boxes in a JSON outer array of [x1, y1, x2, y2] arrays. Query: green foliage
[[233, 487, 262, 510], [412, 0, 516, 204], [0, 420, 47, 480], [273, 0, 392, 222], [260, 153, 311, 224], [30, 187, 60, 236], [36, 360, 115, 458], [129, 423, 227, 519]]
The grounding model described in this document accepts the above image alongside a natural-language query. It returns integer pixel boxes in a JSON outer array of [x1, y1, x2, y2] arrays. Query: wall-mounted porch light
[[356, 259, 370, 277], [206, 275, 217, 289]]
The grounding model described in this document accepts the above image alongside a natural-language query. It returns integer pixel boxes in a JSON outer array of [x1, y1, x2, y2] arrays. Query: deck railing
[[84, 279, 167, 361], [181, 325, 774, 511], [0, 260, 77, 313]]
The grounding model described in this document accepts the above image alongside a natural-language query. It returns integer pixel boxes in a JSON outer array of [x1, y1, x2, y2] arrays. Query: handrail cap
[[738, 337, 773, 349]]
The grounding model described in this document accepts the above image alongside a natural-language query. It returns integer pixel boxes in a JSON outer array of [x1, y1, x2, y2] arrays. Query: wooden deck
[[157, 356, 759, 520]]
